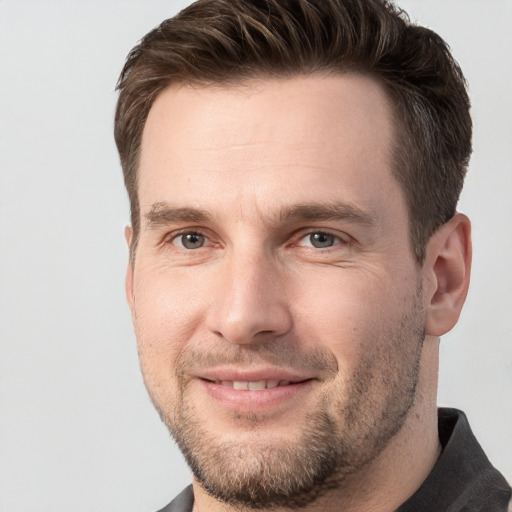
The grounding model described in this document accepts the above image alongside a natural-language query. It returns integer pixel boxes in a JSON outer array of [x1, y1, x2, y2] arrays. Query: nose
[[206, 250, 293, 345]]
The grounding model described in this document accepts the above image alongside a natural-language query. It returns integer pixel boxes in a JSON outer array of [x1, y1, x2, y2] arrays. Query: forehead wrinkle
[[231, 188, 277, 230]]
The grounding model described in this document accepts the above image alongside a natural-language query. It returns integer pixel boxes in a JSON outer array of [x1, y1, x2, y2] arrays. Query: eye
[[298, 232, 344, 249], [172, 232, 206, 249]]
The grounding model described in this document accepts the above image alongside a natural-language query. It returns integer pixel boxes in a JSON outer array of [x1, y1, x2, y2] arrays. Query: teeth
[[218, 380, 291, 390], [248, 381, 266, 390]]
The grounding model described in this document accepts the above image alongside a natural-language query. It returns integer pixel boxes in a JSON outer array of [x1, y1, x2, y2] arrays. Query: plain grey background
[[0, 1, 511, 511]]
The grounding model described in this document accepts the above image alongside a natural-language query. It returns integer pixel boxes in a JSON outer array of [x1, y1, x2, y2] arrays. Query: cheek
[[290, 269, 405, 367], [132, 268, 210, 374]]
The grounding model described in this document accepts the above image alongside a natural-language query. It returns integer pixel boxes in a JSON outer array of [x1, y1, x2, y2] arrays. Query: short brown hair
[[114, 0, 472, 263]]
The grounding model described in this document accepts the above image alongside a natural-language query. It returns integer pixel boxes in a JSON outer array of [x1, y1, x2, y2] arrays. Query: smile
[[198, 376, 314, 413], [217, 380, 291, 390]]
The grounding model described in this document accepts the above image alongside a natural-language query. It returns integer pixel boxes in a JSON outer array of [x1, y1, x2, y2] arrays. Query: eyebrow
[[279, 203, 377, 228], [144, 201, 377, 229], [145, 202, 212, 227]]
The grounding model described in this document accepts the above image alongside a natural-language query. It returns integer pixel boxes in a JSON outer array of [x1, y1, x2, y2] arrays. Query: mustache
[[175, 340, 339, 379]]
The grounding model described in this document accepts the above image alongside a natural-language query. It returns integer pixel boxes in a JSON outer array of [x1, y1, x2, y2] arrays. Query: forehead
[[138, 74, 401, 222]]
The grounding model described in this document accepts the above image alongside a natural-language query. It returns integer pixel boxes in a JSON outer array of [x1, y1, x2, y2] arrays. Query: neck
[[192, 337, 441, 512]]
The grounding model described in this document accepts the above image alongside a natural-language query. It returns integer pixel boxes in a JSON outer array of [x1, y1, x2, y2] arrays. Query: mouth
[[203, 379, 296, 390], [196, 371, 316, 414]]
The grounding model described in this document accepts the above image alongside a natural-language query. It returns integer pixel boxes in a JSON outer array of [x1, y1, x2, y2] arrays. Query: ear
[[124, 225, 135, 315], [424, 213, 472, 337]]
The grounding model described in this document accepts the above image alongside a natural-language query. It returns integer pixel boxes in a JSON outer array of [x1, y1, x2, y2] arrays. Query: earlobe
[[124, 225, 135, 314], [124, 225, 133, 247], [424, 214, 472, 337]]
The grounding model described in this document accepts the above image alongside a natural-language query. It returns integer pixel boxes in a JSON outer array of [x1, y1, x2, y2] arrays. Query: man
[[114, 0, 511, 510]]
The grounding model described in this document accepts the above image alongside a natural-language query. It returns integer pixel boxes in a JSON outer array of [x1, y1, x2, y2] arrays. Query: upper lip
[[197, 367, 313, 383]]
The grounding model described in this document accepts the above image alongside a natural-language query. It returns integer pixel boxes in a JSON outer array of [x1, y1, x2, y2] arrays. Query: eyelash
[[167, 230, 212, 250], [165, 228, 351, 252], [294, 230, 351, 249]]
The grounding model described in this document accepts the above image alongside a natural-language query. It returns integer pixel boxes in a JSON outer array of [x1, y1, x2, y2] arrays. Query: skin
[[125, 74, 471, 511]]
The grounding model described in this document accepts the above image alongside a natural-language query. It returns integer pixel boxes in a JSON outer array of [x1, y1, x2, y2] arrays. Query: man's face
[[127, 75, 428, 508]]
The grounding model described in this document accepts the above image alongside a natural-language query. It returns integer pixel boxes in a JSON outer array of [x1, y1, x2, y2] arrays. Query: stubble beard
[[150, 295, 425, 510]]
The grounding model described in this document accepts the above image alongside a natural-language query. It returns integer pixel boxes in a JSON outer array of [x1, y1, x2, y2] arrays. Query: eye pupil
[[181, 233, 204, 249], [310, 233, 335, 248]]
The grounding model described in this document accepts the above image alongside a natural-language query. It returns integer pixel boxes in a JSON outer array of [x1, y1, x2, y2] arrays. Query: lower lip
[[199, 379, 314, 413]]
